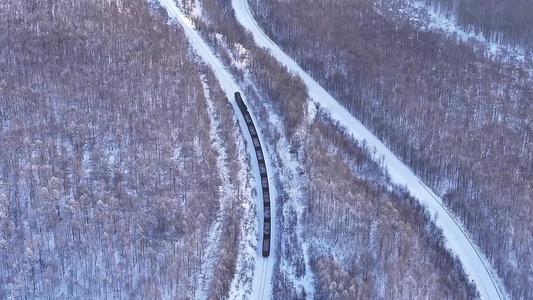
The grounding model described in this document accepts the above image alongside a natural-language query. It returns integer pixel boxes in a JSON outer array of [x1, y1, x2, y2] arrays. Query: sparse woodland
[[0, 0, 246, 298], [249, 0, 533, 298]]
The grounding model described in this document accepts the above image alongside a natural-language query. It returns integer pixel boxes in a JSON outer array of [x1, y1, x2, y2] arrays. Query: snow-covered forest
[[248, 0, 532, 298], [0, 0, 528, 298], [0, 0, 250, 298]]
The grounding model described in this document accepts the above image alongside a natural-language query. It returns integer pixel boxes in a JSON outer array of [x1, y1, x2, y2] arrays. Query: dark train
[[235, 92, 271, 257]]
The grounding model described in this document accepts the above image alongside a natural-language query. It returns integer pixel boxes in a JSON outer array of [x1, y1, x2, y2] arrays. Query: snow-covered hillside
[[232, 0, 509, 299]]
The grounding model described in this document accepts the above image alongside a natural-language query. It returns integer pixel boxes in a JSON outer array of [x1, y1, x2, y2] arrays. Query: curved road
[[232, 0, 508, 299]]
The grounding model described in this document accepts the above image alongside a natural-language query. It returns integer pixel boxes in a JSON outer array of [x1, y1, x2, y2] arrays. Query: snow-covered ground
[[195, 75, 232, 300], [157, 1, 276, 299], [375, 0, 529, 64], [232, 0, 510, 299]]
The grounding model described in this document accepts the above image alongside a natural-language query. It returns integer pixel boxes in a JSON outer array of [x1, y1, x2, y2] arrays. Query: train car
[[262, 238, 270, 257], [248, 124, 257, 135], [234, 92, 248, 113], [264, 205, 271, 221], [261, 176, 269, 190], [263, 193, 270, 205], [264, 222, 271, 236], [252, 137, 261, 148]]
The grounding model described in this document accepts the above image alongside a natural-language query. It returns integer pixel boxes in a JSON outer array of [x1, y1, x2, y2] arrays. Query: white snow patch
[[375, 0, 528, 64], [191, 0, 202, 18]]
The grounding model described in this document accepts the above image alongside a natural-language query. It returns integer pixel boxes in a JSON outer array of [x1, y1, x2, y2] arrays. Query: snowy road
[[232, 0, 509, 299], [157, 1, 275, 299]]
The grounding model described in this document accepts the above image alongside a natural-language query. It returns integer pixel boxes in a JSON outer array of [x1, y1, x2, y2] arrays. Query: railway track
[[158, 1, 274, 298]]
